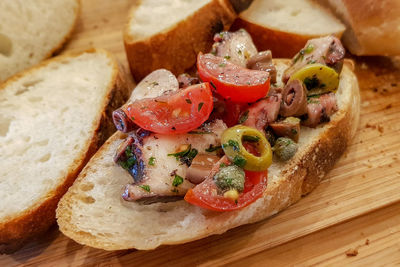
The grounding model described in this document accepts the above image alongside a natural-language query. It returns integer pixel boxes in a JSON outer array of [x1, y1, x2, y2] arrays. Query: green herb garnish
[[172, 174, 184, 187], [168, 145, 198, 166], [185, 98, 192, 104], [205, 144, 222, 152], [139, 185, 151, 192], [223, 139, 240, 151], [238, 110, 249, 124], [224, 55, 231, 60], [233, 155, 246, 168], [148, 156, 156, 166], [198, 102, 204, 111], [304, 44, 314, 54], [242, 135, 260, 142]]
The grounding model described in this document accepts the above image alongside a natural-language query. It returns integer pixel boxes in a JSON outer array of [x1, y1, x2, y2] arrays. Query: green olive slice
[[289, 63, 339, 96], [221, 125, 272, 171]]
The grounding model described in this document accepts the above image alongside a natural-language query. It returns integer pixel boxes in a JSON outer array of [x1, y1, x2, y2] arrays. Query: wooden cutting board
[[1, 0, 400, 265]]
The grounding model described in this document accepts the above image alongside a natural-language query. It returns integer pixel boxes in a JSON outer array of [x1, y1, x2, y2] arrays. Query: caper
[[273, 137, 298, 161], [214, 165, 245, 192]]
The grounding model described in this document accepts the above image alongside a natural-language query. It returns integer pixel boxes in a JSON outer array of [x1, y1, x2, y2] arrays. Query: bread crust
[[56, 60, 360, 251], [0, 49, 133, 254], [48, 0, 81, 58], [231, 18, 344, 58], [123, 0, 237, 82], [320, 0, 400, 56]]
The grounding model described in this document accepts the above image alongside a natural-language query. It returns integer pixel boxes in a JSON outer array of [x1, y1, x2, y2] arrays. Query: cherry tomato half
[[123, 83, 213, 134], [184, 157, 268, 211], [197, 53, 270, 103]]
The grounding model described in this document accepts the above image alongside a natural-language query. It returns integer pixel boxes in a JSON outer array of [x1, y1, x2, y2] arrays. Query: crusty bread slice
[[231, 0, 345, 57], [0, 49, 133, 253], [123, 0, 237, 82], [0, 0, 80, 82], [320, 0, 400, 56], [56, 59, 360, 251]]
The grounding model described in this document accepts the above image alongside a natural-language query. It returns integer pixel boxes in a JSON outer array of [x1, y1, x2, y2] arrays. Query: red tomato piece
[[184, 157, 268, 211], [124, 83, 213, 134], [197, 53, 270, 103]]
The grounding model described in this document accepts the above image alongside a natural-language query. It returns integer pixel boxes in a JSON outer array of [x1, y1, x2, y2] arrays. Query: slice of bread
[[320, 0, 400, 56], [124, 0, 237, 82], [0, 0, 80, 82], [0, 49, 133, 253], [231, 0, 345, 57], [56, 59, 360, 251]]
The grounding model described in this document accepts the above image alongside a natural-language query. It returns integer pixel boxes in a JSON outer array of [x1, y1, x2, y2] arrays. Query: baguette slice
[[0, 49, 133, 253], [56, 59, 360, 251], [0, 0, 80, 82], [123, 0, 237, 82], [231, 0, 345, 57], [320, 0, 400, 56]]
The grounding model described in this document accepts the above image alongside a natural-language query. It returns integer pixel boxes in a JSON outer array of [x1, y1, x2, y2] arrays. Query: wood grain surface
[[1, 0, 400, 266]]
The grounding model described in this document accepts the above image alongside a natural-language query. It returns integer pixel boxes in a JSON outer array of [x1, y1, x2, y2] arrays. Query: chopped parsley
[[223, 139, 240, 151], [205, 144, 222, 152], [185, 98, 192, 104], [304, 44, 314, 54], [148, 156, 156, 166], [294, 44, 314, 63], [238, 110, 249, 124], [188, 130, 212, 134], [210, 81, 217, 90], [139, 185, 151, 192], [219, 63, 226, 67], [219, 163, 227, 168], [198, 102, 204, 111], [150, 81, 159, 86], [168, 144, 198, 166], [242, 135, 260, 142], [172, 174, 184, 187], [233, 155, 246, 168], [118, 145, 137, 170], [224, 55, 231, 60]]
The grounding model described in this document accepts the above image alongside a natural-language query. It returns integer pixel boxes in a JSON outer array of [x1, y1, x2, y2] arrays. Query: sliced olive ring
[[289, 63, 339, 96], [221, 125, 272, 171]]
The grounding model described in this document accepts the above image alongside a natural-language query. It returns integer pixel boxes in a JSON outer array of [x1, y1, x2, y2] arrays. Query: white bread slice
[[56, 59, 360, 251], [0, 0, 80, 82], [320, 0, 400, 56], [0, 49, 133, 253], [123, 0, 237, 82], [231, 0, 345, 57]]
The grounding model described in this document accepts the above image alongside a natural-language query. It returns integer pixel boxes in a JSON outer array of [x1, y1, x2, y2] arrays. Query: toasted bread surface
[[56, 59, 360, 250], [0, 0, 80, 82], [124, 0, 236, 82], [0, 49, 133, 253], [231, 0, 345, 57]]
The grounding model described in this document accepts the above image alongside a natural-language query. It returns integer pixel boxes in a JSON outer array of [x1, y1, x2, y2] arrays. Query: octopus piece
[[303, 93, 338, 127], [247, 50, 277, 84], [283, 36, 345, 83], [211, 29, 258, 68], [243, 92, 282, 131], [121, 120, 227, 203]]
